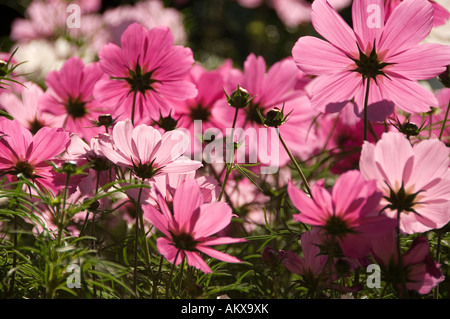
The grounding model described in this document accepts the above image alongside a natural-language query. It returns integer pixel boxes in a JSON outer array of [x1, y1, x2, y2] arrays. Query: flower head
[[292, 0, 450, 122], [98, 119, 202, 180], [0, 119, 70, 192], [360, 131, 450, 234], [288, 170, 398, 258], [40, 57, 110, 141], [94, 23, 197, 124], [143, 179, 246, 273]]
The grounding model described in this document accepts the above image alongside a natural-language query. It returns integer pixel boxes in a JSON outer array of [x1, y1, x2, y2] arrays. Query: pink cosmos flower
[[142, 179, 246, 273], [360, 131, 450, 234], [98, 119, 202, 180], [0, 81, 55, 134], [280, 228, 328, 284], [292, 0, 450, 122], [371, 232, 444, 295], [288, 170, 398, 258], [384, 0, 450, 27], [0, 119, 70, 192], [40, 57, 111, 142], [94, 23, 197, 125], [214, 54, 319, 168]]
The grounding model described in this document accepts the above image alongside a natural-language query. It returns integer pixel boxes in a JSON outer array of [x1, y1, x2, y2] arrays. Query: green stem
[[131, 90, 138, 126], [152, 255, 164, 299], [277, 128, 311, 197], [218, 107, 239, 202], [434, 232, 442, 299], [137, 178, 151, 265], [165, 250, 181, 299], [439, 100, 450, 141], [58, 173, 72, 245], [396, 210, 408, 298], [363, 78, 371, 141]]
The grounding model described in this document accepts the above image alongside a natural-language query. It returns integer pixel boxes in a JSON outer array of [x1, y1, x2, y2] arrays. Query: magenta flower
[[94, 23, 197, 125], [143, 179, 246, 273], [288, 170, 398, 258], [0, 81, 55, 134], [40, 57, 110, 141], [0, 119, 70, 192], [98, 119, 202, 180], [372, 232, 444, 295], [292, 0, 450, 122], [360, 131, 450, 234]]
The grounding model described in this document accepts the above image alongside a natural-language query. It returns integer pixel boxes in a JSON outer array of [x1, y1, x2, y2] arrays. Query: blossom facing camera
[[143, 179, 246, 274]]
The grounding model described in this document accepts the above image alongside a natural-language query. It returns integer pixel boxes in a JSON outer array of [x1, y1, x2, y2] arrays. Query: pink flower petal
[[196, 245, 242, 264], [387, 43, 450, 80], [28, 127, 70, 164], [292, 36, 353, 76], [311, 0, 358, 56], [191, 202, 232, 238], [173, 179, 203, 233], [379, 0, 433, 58], [352, 0, 385, 52]]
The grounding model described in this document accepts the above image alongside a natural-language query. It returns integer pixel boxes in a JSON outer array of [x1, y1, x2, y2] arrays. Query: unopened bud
[[98, 114, 114, 126], [262, 246, 278, 265], [61, 161, 78, 175], [224, 85, 253, 109]]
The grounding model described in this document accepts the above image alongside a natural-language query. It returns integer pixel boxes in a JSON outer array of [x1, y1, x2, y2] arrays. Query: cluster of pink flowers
[[1, 0, 449, 298]]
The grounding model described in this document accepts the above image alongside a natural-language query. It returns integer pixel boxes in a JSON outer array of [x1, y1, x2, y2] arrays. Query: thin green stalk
[[277, 128, 311, 197], [137, 178, 151, 265], [218, 107, 239, 202], [131, 90, 138, 126], [439, 100, 450, 141], [58, 173, 72, 245], [152, 255, 165, 299], [363, 78, 371, 141], [434, 232, 442, 299], [165, 250, 181, 299]]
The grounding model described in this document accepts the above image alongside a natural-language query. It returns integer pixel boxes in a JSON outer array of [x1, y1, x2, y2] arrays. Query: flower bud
[[257, 104, 292, 128], [262, 245, 278, 265], [224, 85, 253, 109], [98, 114, 114, 126], [61, 161, 78, 175]]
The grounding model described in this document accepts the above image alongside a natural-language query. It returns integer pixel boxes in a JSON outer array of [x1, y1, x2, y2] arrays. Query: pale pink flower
[[40, 57, 111, 141], [94, 23, 197, 124], [292, 0, 450, 122], [372, 232, 444, 294], [0, 81, 55, 134], [288, 170, 398, 258], [102, 0, 187, 46], [143, 179, 246, 273], [360, 131, 450, 234], [98, 119, 202, 180], [0, 118, 70, 192], [271, 0, 351, 27]]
